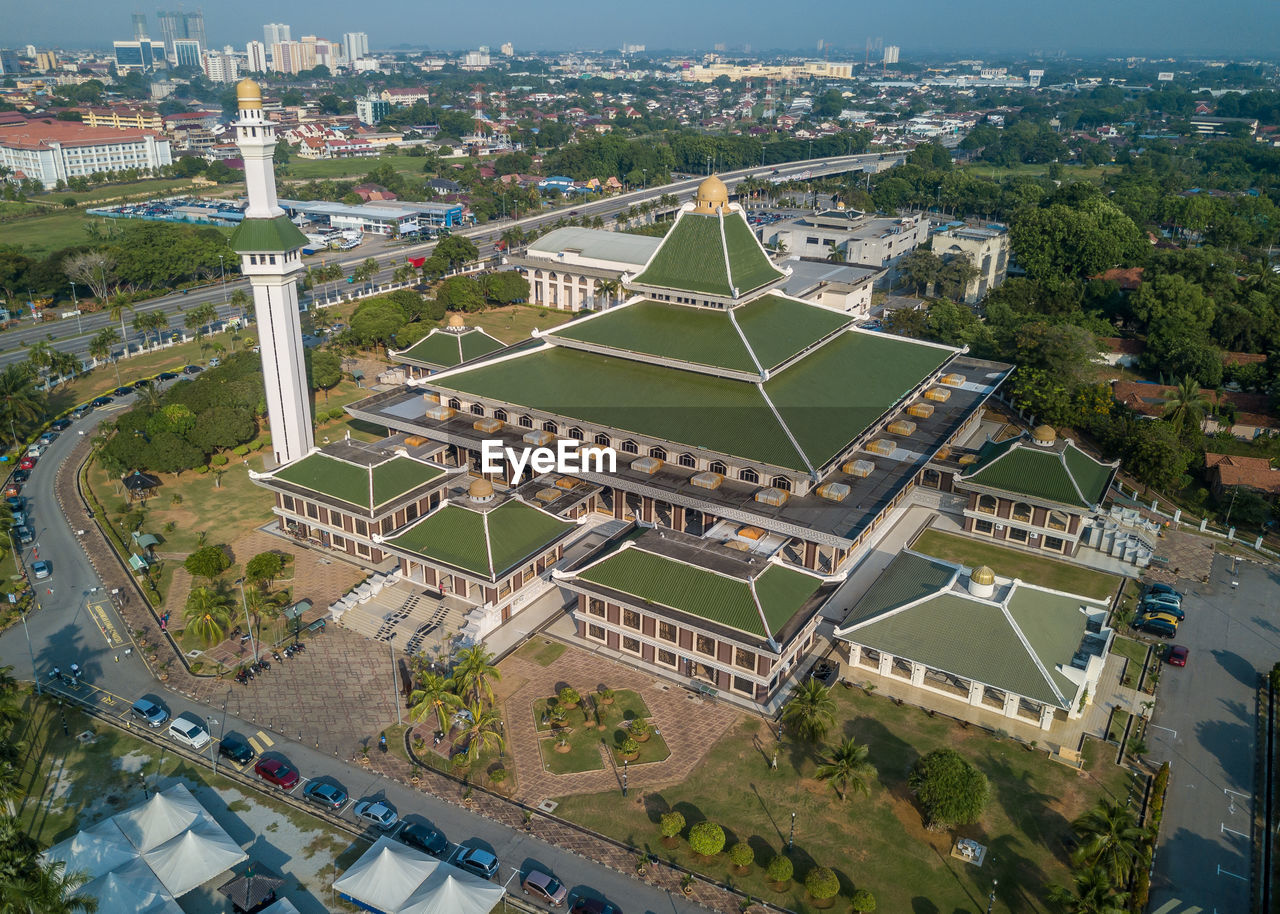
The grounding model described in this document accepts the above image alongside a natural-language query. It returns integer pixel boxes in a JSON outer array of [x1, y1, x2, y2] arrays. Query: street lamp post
[[218, 255, 228, 304], [69, 282, 82, 335], [235, 578, 258, 663], [622, 758, 628, 797], [788, 811, 795, 849], [986, 877, 998, 913], [390, 635, 402, 726]]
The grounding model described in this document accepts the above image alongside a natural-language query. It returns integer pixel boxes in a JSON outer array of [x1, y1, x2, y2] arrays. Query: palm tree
[[107, 294, 133, 343], [133, 311, 167, 350], [48, 350, 80, 387], [1046, 865, 1130, 914], [451, 644, 501, 706], [825, 241, 847, 263], [780, 679, 836, 743], [88, 328, 122, 385], [230, 288, 251, 320], [593, 278, 620, 307], [454, 698, 505, 765], [184, 586, 233, 646], [1162, 375, 1211, 435], [1069, 800, 1152, 885], [815, 737, 876, 801], [135, 383, 164, 412], [0, 364, 45, 447], [408, 672, 459, 732]]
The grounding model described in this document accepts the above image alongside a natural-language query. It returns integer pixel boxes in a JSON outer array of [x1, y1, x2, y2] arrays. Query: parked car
[[398, 822, 447, 857], [353, 800, 398, 830], [11, 470, 28, 483], [570, 899, 623, 914], [113, 385, 133, 396], [218, 734, 255, 765], [38, 431, 58, 445], [31, 561, 50, 580], [1142, 590, 1182, 608], [10, 512, 27, 528], [208, 358, 221, 368], [5, 496, 25, 512], [522, 870, 568, 906], [15, 526, 33, 545], [16, 458, 34, 471], [304, 781, 348, 810], [454, 847, 499, 879], [1136, 616, 1178, 638], [49, 419, 72, 431], [1139, 600, 1184, 621], [1140, 609, 1182, 628], [1145, 582, 1183, 599], [254, 758, 300, 790], [91, 396, 114, 408], [1165, 644, 1189, 667], [156, 371, 179, 381], [130, 698, 169, 728], [168, 714, 211, 750], [183, 365, 203, 375]]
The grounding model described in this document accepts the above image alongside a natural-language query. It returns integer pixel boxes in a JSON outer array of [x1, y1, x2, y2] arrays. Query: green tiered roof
[[272, 453, 444, 510], [230, 214, 309, 253], [633, 209, 784, 297], [961, 437, 1116, 508], [384, 499, 574, 580], [398, 328, 505, 370]]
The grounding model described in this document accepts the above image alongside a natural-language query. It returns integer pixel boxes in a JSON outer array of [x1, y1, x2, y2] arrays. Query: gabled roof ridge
[[716, 207, 737, 299], [628, 543, 764, 585], [997, 583, 1069, 708], [408, 340, 553, 387], [835, 564, 961, 635], [1056, 447, 1092, 507], [454, 332, 465, 365], [746, 576, 780, 649], [726, 307, 766, 379], [755, 382, 818, 480], [480, 510, 495, 578], [960, 435, 1020, 478]]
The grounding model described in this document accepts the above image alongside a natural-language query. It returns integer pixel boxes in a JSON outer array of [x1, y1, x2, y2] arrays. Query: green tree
[[781, 679, 835, 743], [804, 866, 840, 901], [185, 301, 219, 338], [1069, 800, 1153, 885], [1046, 865, 1130, 914], [688, 821, 725, 857], [815, 737, 876, 801], [183, 544, 231, 581], [454, 698, 505, 765], [451, 644, 501, 706], [183, 585, 233, 645], [765, 854, 793, 886], [659, 810, 685, 840], [850, 888, 877, 913], [188, 406, 254, 453], [437, 276, 486, 313], [408, 671, 460, 733], [907, 748, 990, 829], [825, 241, 846, 263], [0, 365, 45, 447], [107, 294, 134, 342], [132, 310, 168, 349], [481, 271, 530, 305], [349, 298, 408, 350], [1162, 376, 1212, 435], [307, 350, 343, 398], [244, 551, 285, 589], [899, 248, 942, 296], [729, 842, 754, 868]]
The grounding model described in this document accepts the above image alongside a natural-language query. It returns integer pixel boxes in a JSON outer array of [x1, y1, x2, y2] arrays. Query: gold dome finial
[[446, 313, 465, 329], [236, 78, 263, 110], [1032, 425, 1057, 446], [469, 477, 494, 501], [693, 174, 729, 214], [971, 565, 995, 586]]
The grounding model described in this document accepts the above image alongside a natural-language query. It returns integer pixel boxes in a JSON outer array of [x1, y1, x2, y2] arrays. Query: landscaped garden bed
[[535, 688, 669, 775]]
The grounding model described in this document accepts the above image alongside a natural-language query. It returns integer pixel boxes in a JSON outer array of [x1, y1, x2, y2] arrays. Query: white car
[[353, 800, 398, 830], [168, 714, 211, 750]]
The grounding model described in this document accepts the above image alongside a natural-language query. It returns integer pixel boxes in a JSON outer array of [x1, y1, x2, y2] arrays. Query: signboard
[[1157, 72, 1175, 81]]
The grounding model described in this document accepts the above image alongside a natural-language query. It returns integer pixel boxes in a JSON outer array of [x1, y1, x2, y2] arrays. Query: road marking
[[247, 736, 263, 754], [1224, 787, 1250, 799], [85, 598, 126, 648], [1217, 864, 1248, 881], [1221, 823, 1249, 839], [256, 730, 273, 748], [1150, 724, 1178, 738]]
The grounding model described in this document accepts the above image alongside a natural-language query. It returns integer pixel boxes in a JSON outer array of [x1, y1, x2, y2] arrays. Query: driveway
[[1147, 554, 1280, 912]]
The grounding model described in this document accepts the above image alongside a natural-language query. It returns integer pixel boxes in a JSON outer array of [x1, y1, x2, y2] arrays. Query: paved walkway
[[490, 643, 741, 804]]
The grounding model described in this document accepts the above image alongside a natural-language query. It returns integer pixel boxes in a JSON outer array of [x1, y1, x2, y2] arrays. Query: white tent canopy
[[143, 820, 248, 897], [335, 837, 503, 914], [113, 783, 211, 853], [259, 899, 301, 914], [44, 819, 139, 881], [81, 857, 183, 914]]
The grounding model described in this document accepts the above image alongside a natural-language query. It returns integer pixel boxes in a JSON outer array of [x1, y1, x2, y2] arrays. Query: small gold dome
[[469, 477, 494, 499], [446, 313, 465, 329], [971, 565, 996, 586], [236, 78, 263, 110], [693, 174, 729, 213], [1032, 424, 1057, 444]]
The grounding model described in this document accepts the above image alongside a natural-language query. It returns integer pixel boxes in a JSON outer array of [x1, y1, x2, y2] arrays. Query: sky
[[16, 0, 1280, 58]]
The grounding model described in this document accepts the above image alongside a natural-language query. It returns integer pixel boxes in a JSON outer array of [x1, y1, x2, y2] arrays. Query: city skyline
[[11, 0, 1280, 57]]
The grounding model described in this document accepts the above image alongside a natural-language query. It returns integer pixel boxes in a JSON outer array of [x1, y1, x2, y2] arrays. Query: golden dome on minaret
[[236, 78, 263, 110], [693, 174, 729, 214]]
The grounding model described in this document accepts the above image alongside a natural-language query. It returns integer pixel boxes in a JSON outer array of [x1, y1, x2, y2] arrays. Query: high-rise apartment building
[[0, 50, 22, 76], [174, 39, 202, 70], [270, 40, 301, 74], [263, 23, 291, 47], [156, 10, 205, 63], [203, 48, 239, 84], [342, 32, 369, 64], [245, 40, 267, 74], [500, 42, 514, 56], [35, 51, 58, 72], [131, 13, 149, 39], [882, 45, 900, 65], [355, 95, 390, 126], [112, 40, 166, 72]]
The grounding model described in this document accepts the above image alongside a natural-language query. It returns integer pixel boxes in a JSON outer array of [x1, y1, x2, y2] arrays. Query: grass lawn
[[553, 686, 1130, 914], [1106, 708, 1130, 744], [0, 210, 99, 255], [516, 638, 567, 667], [911, 529, 1121, 602], [464, 304, 577, 344], [1111, 637, 1149, 689], [541, 733, 607, 774], [531, 690, 666, 774], [282, 154, 426, 182]]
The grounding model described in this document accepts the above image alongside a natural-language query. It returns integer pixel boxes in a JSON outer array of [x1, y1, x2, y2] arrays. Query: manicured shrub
[[630, 718, 650, 739], [659, 810, 685, 839], [210, 454, 228, 466], [908, 748, 990, 829], [850, 888, 877, 913], [688, 821, 725, 857], [558, 686, 580, 707], [804, 866, 839, 901], [765, 854, 793, 885], [232, 445, 250, 457], [729, 842, 754, 868], [619, 737, 639, 756]]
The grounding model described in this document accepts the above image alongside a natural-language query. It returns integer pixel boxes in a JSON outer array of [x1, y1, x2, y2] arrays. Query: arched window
[[470, 403, 485, 416], [569, 427, 584, 441], [740, 467, 759, 484], [770, 475, 791, 492], [1047, 510, 1069, 532], [518, 415, 534, 429], [709, 460, 727, 475], [1011, 501, 1033, 523], [921, 468, 941, 488], [649, 446, 667, 461], [678, 453, 696, 468], [494, 408, 508, 422], [447, 397, 461, 410], [620, 440, 638, 454], [977, 494, 998, 515], [542, 420, 558, 434], [594, 433, 611, 448]]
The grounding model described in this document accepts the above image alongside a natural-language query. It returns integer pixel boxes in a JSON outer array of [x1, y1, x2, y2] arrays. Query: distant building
[[245, 41, 267, 74], [1204, 453, 1280, 499], [342, 32, 369, 64], [883, 45, 900, 65], [0, 119, 172, 184], [1189, 115, 1258, 136], [173, 39, 202, 71], [34, 51, 58, 73], [112, 40, 167, 73], [775, 257, 881, 316], [203, 49, 240, 84], [155, 10, 205, 64], [355, 96, 390, 126], [380, 87, 431, 107], [683, 60, 853, 83], [0, 50, 23, 76], [766, 206, 931, 276], [263, 23, 291, 47], [270, 41, 301, 74], [82, 107, 164, 131], [500, 42, 514, 57], [462, 49, 490, 70], [930, 222, 1009, 303]]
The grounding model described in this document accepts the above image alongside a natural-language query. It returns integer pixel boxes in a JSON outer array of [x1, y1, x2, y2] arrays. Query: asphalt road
[[0, 389, 697, 914], [0, 152, 898, 371], [1147, 554, 1280, 913]]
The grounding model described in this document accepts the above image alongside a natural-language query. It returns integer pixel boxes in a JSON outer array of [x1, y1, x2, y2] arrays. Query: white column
[[910, 662, 926, 688], [967, 680, 984, 707], [1038, 705, 1055, 731], [877, 652, 893, 677], [1002, 692, 1020, 720], [846, 643, 862, 667]]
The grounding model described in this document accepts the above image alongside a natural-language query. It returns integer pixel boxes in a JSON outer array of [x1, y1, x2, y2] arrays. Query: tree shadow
[[842, 714, 922, 789], [980, 749, 1072, 863], [1193, 717, 1252, 780], [1209, 649, 1259, 688], [911, 898, 940, 914], [1218, 697, 1250, 723]]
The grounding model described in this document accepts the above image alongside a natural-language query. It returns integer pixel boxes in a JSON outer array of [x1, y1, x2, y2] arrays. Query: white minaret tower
[[230, 77, 314, 467]]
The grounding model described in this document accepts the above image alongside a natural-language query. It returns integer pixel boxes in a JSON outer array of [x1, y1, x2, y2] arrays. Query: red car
[[1165, 645, 1189, 667], [254, 758, 300, 790], [17, 458, 35, 471]]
